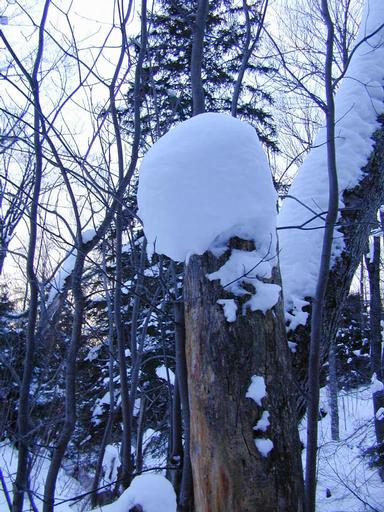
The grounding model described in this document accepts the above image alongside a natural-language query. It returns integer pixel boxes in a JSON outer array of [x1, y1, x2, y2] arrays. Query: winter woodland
[[0, 0, 384, 511]]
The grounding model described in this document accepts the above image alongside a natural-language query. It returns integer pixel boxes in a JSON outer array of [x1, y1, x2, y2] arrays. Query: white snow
[[246, 375, 266, 406], [376, 407, 384, 421], [102, 444, 120, 486], [47, 249, 76, 305], [0, 441, 83, 511], [92, 474, 177, 512], [138, 112, 277, 263], [371, 372, 384, 393], [133, 398, 141, 417], [82, 228, 96, 244], [254, 410, 270, 432], [156, 365, 176, 385], [85, 345, 101, 361], [208, 249, 281, 314], [217, 298, 238, 322], [278, 0, 384, 330], [47, 229, 97, 305], [255, 438, 273, 457], [302, 385, 384, 511]]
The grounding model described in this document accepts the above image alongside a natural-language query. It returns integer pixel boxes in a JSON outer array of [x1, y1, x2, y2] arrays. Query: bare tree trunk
[[169, 261, 193, 511], [360, 259, 367, 331], [231, 0, 268, 117], [366, 235, 384, 450], [169, 375, 183, 495], [328, 336, 340, 441], [11, 3, 51, 510], [184, 244, 304, 512], [135, 396, 146, 475], [43, 252, 85, 512], [191, 0, 209, 116], [112, 119, 132, 491], [90, 241, 116, 507], [173, 300, 193, 512], [305, 4, 339, 509]]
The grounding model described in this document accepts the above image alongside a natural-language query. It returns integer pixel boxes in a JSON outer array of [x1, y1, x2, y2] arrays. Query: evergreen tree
[[124, 0, 277, 149], [0, 285, 25, 441]]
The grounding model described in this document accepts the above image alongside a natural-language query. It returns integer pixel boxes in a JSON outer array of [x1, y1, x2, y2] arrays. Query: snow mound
[[93, 474, 177, 512], [138, 112, 277, 262], [278, 0, 384, 330]]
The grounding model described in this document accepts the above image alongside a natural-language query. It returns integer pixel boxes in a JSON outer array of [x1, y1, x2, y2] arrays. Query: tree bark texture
[[290, 119, 384, 419], [184, 247, 304, 512]]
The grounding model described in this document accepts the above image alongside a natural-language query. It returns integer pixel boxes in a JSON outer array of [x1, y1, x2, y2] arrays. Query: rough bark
[[184, 244, 304, 512], [290, 118, 384, 419]]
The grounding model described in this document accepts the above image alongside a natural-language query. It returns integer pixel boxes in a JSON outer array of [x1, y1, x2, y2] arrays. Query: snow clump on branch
[[278, 0, 384, 331]]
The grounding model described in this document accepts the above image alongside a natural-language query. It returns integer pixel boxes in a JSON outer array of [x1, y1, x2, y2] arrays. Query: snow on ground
[[90, 474, 176, 512], [0, 442, 83, 511], [137, 112, 277, 263], [278, 0, 384, 330], [302, 385, 384, 512], [0, 386, 382, 511]]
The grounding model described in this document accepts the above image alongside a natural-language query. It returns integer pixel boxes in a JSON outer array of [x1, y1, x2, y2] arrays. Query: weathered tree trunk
[[184, 245, 304, 512]]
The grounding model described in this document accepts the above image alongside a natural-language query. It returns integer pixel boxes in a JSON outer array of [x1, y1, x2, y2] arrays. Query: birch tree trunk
[[184, 241, 304, 512]]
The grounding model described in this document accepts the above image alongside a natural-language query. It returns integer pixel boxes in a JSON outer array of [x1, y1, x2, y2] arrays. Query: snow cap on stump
[[138, 112, 277, 262]]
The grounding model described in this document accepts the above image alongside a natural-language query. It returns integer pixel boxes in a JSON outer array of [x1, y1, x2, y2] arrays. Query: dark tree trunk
[[366, 236, 384, 449], [184, 246, 304, 512], [173, 300, 193, 512], [328, 336, 340, 441], [43, 253, 85, 512], [169, 376, 183, 496], [12, 4, 50, 510], [191, 0, 209, 116], [305, 4, 338, 508]]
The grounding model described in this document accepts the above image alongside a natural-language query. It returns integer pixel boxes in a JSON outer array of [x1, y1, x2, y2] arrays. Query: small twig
[[0, 468, 12, 511]]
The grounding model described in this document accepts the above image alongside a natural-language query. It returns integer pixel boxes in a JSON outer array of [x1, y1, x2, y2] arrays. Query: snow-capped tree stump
[[184, 239, 304, 512], [138, 112, 305, 510]]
